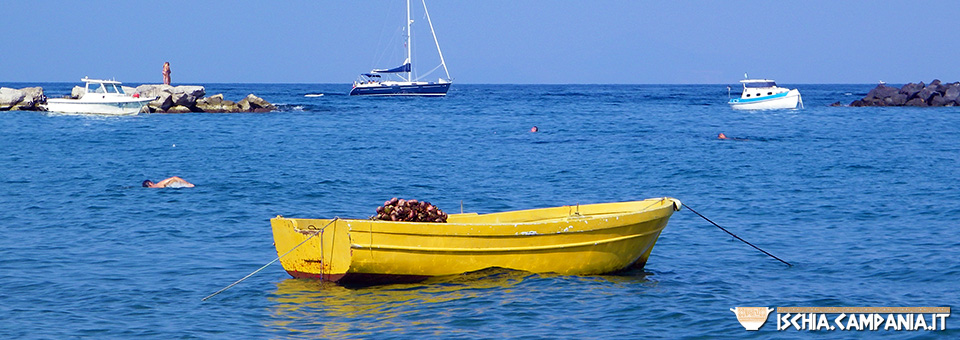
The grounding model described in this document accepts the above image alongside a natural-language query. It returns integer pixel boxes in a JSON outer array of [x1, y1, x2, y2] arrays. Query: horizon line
[[0, 81, 907, 86]]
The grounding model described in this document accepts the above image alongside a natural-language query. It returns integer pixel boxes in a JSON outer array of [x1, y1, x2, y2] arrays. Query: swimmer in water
[[718, 133, 748, 141], [531, 126, 539, 132], [142, 176, 194, 188]]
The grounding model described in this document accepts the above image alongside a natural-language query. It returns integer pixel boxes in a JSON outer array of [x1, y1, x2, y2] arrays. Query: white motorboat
[[728, 78, 802, 110], [45, 78, 153, 115]]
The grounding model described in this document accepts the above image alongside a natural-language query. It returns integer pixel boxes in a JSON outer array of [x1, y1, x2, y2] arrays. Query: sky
[[3, 0, 960, 84]]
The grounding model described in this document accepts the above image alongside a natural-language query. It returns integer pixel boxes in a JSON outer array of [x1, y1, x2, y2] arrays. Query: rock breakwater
[[849, 79, 960, 107], [126, 84, 276, 113], [1, 84, 275, 113], [0, 87, 46, 111]]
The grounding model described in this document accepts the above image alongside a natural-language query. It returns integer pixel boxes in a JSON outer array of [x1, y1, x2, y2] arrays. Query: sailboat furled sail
[[371, 59, 412, 74], [350, 0, 451, 96]]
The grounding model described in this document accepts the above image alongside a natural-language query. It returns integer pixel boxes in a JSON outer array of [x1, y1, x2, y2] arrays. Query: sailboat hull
[[350, 82, 450, 96]]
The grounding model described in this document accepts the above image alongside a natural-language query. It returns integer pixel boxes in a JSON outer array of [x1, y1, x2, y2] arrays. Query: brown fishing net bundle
[[372, 197, 448, 222]]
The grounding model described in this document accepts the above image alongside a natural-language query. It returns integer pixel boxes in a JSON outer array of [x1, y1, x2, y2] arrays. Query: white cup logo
[[730, 307, 775, 331]]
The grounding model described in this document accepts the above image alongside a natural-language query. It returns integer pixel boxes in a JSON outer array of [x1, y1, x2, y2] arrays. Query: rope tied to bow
[[201, 217, 340, 301], [683, 204, 792, 267]]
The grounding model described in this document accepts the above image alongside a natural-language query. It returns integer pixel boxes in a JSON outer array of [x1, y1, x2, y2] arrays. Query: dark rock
[[237, 98, 252, 112], [171, 85, 204, 107], [929, 93, 948, 106], [919, 86, 939, 102], [866, 84, 899, 101], [194, 93, 246, 113], [237, 93, 276, 112], [149, 92, 174, 112], [889, 93, 908, 106], [221, 100, 240, 112], [944, 85, 960, 102], [905, 98, 926, 107], [249, 94, 275, 110], [195, 95, 222, 112], [830, 101, 844, 106], [172, 92, 194, 107], [900, 82, 924, 98]]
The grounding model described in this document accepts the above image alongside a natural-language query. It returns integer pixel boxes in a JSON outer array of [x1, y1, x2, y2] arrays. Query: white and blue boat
[[728, 78, 802, 110], [45, 78, 153, 115], [350, 0, 451, 96]]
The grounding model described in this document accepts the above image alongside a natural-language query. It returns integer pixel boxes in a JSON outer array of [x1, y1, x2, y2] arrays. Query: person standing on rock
[[162, 62, 171, 85]]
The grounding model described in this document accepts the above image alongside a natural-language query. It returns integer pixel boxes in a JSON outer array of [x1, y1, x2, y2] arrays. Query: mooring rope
[[201, 217, 340, 301], [683, 204, 793, 267]]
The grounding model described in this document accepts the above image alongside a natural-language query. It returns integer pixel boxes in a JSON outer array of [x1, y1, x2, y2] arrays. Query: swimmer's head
[[142, 180, 154, 188]]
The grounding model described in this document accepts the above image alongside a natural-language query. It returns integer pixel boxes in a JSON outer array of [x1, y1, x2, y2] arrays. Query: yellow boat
[[270, 197, 681, 284]]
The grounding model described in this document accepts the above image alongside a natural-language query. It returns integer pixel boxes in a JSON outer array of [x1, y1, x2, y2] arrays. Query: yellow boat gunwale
[[351, 232, 661, 253]]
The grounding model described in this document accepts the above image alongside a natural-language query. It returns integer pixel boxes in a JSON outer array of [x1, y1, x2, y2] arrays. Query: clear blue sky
[[4, 1, 959, 84]]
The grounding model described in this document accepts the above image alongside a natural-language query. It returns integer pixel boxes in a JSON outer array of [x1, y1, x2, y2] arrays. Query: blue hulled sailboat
[[350, 0, 452, 96]]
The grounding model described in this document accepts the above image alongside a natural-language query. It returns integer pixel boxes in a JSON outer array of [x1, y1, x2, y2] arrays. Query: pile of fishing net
[[373, 197, 448, 222]]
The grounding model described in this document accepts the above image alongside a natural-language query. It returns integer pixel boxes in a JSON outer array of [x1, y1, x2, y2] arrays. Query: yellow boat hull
[[271, 197, 681, 284]]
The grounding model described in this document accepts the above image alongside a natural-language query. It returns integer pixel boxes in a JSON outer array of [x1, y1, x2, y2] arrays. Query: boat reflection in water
[[267, 268, 655, 337]]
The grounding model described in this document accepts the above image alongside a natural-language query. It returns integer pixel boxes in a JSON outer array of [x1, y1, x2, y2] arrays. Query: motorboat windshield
[[742, 80, 778, 88], [83, 78, 126, 95]]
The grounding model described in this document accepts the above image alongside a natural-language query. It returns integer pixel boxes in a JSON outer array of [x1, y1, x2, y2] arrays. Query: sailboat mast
[[406, 0, 412, 82]]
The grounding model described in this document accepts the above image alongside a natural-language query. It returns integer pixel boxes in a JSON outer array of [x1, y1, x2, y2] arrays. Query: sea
[[1, 83, 958, 339]]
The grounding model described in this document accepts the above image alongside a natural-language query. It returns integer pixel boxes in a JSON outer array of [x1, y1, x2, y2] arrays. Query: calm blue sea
[[1, 83, 958, 339]]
